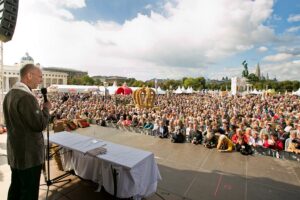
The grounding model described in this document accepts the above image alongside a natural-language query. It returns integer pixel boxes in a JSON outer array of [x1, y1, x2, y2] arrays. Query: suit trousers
[[8, 164, 42, 200]]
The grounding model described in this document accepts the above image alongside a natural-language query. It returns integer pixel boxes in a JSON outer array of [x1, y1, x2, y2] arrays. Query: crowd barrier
[[253, 146, 300, 162]]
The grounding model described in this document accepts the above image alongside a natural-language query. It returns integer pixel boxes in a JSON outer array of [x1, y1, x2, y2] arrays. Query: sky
[[3, 0, 300, 81]]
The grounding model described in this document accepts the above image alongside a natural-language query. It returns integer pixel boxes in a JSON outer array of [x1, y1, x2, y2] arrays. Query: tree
[[132, 80, 144, 87], [247, 73, 259, 84], [182, 77, 206, 90], [94, 79, 101, 86], [81, 75, 95, 85], [126, 78, 137, 86], [161, 79, 181, 90]]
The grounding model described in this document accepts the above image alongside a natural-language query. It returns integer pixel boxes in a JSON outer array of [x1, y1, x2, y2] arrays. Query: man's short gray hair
[[20, 64, 36, 78]]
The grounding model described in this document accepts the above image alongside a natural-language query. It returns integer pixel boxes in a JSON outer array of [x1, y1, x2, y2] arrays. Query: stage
[[1, 125, 300, 200]]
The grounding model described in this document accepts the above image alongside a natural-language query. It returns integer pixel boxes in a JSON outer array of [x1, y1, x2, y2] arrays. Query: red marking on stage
[[214, 174, 223, 197]]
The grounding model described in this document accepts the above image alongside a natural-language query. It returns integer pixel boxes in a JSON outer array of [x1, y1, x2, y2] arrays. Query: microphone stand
[[41, 106, 72, 200]]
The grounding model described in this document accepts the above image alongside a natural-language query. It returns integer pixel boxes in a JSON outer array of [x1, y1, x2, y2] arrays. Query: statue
[[242, 60, 249, 78]]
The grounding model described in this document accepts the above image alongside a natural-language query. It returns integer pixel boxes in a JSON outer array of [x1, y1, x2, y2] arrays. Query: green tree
[[94, 79, 101, 86], [81, 75, 95, 85], [132, 80, 145, 87], [126, 78, 137, 86], [247, 73, 259, 84]]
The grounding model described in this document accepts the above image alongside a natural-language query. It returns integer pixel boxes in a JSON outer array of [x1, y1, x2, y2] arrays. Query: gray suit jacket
[[3, 82, 50, 169]]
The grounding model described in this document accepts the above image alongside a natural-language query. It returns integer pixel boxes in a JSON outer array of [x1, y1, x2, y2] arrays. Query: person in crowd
[[285, 130, 297, 151], [231, 128, 248, 145], [269, 133, 284, 151], [260, 122, 273, 136], [185, 122, 194, 142], [117, 116, 125, 127], [236, 137, 253, 155], [155, 120, 169, 138], [249, 130, 263, 147], [123, 115, 132, 127], [203, 125, 217, 148], [190, 124, 203, 145], [171, 120, 186, 143], [144, 119, 154, 130], [131, 115, 139, 127], [287, 131, 300, 154], [262, 133, 272, 148], [217, 135, 234, 152]]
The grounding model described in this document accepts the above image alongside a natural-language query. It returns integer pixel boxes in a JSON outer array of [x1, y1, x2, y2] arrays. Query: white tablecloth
[[49, 131, 161, 199]]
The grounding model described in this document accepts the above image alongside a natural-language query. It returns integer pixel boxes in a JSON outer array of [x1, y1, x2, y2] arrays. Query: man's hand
[[43, 101, 52, 110]]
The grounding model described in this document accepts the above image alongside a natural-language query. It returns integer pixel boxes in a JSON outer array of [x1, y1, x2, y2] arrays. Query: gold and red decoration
[[133, 87, 156, 109]]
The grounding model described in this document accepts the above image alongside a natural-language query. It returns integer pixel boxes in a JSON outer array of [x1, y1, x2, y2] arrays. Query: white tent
[[98, 81, 119, 95], [174, 87, 183, 94], [186, 87, 194, 94], [250, 89, 263, 95], [47, 85, 99, 93], [292, 88, 300, 96], [181, 86, 186, 93], [156, 87, 166, 95]]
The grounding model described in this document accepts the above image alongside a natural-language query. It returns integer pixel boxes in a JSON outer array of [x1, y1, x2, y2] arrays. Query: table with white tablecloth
[[49, 131, 161, 199]]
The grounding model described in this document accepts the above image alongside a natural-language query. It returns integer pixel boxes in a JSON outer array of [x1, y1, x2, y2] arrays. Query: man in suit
[[156, 120, 169, 138], [3, 64, 52, 200]]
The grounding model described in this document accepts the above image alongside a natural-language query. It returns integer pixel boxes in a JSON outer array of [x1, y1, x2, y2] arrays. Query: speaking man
[[3, 64, 51, 200]]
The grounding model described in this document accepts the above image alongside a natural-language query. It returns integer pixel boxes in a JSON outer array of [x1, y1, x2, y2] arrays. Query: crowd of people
[[47, 92, 300, 157]]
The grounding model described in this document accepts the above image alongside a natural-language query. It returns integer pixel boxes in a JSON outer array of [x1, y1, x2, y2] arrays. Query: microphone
[[41, 88, 48, 103]]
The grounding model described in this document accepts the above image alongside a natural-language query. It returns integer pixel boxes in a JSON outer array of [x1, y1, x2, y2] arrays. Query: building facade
[[42, 67, 88, 79], [92, 75, 128, 85], [1, 53, 68, 93]]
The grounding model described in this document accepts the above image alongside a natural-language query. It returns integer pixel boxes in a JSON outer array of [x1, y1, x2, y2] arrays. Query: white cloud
[[258, 46, 268, 52], [288, 14, 300, 22], [263, 53, 294, 62], [287, 26, 300, 32], [52, 0, 86, 9], [145, 4, 152, 10], [4, 0, 277, 80], [292, 60, 300, 64], [211, 60, 300, 81], [261, 60, 300, 80]]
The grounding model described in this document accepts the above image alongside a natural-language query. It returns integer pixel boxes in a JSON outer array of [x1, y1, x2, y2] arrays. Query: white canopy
[[47, 85, 99, 93], [186, 87, 194, 94], [156, 86, 166, 95], [292, 88, 300, 96], [250, 89, 263, 95], [181, 86, 186, 93], [174, 87, 183, 94], [98, 86, 117, 95]]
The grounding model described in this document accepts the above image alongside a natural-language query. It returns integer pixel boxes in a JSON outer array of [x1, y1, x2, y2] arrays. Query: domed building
[[20, 52, 34, 66], [1, 53, 68, 93]]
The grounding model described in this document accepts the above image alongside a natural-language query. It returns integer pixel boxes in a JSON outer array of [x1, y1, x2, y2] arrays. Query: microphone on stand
[[41, 88, 48, 103]]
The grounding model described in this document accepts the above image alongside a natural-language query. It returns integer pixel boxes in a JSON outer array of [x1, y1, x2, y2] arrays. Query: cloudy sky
[[4, 0, 300, 81]]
